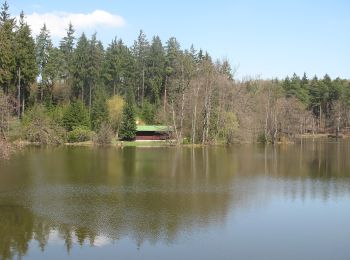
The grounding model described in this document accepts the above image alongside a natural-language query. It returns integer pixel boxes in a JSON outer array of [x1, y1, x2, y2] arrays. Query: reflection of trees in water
[[0, 142, 350, 258], [0, 205, 100, 259], [230, 140, 350, 201], [0, 147, 237, 258], [0, 206, 34, 260]]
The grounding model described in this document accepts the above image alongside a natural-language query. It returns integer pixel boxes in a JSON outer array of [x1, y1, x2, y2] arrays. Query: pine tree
[[86, 33, 104, 111], [132, 30, 150, 106], [59, 22, 75, 85], [35, 24, 53, 102], [62, 101, 90, 131], [147, 36, 165, 103], [0, 1, 10, 23], [104, 38, 134, 96], [14, 11, 37, 116], [104, 37, 124, 95], [0, 1, 15, 94], [119, 92, 136, 140], [45, 46, 63, 103], [166, 37, 181, 69], [72, 33, 89, 102]]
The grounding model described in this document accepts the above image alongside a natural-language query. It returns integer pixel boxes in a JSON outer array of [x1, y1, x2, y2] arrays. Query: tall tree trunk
[[40, 83, 43, 102], [89, 82, 92, 113], [265, 86, 271, 141], [179, 91, 185, 142], [141, 66, 145, 107], [202, 73, 212, 144], [17, 67, 21, 118], [179, 64, 185, 142], [22, 90, 25, 117], [272, 98, 278, 143], [163, 76, 168, 114], [319, 103, 322, 132], [6, 95, 10, 133], [171, 101, 179, 144], [191, 84, 200, 144]]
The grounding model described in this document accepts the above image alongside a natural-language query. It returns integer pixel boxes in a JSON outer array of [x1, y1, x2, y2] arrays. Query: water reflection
[[0, 139, 350, 259]]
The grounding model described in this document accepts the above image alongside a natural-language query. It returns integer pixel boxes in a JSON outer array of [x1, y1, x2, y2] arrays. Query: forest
[[1, 1, 350, 155]]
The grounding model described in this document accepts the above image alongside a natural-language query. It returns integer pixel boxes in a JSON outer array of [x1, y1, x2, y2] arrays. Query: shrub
[[67, 126, 93, 143], [107, 95, 124, 133], [91, 87, 109, 131], [257, 133, 268, 144], [182, 137, 190, 145], [219, 112, 239, 144], [47, 105, 66, 126], [141, 100, 156, 124], [62, 101, 90, 131], [22, 105, 66, 145], [93, 123, 113, 145], [119, 99, 136, 141], [0, 138, 12, 160]]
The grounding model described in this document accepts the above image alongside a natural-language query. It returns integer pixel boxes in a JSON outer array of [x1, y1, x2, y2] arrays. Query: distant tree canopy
[[0, 1, 350, 145]]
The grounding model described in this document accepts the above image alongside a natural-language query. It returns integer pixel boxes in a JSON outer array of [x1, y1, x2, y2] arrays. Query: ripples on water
[[0, 139, 350, 259]]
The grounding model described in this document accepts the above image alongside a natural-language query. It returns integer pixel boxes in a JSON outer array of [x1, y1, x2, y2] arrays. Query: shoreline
[[9, 133, 350, 148]]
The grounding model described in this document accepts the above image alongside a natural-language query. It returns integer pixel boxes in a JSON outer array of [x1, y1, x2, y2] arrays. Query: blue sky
[[7, 0, 350, 79]]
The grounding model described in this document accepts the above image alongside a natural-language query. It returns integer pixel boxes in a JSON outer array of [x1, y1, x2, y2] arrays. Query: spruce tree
[[0, 1, 15, 94], [59, 22, 75, 84], [87, 33, 103, 111], [119, 92, 136, 140], [147, 36, 165, 103], [35, 24, 53, 102], [72, 33, 89, 102], [104, 38, 122, 95], [14, 11, 37, 116], [104, 38, 135, 96], [90, 87, 108, 131], [62, 101, 90, 131], [132, 30, 150, 106]]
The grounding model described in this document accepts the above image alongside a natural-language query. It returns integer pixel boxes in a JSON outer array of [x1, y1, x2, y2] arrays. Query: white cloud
[[24, 10, 125, 37]]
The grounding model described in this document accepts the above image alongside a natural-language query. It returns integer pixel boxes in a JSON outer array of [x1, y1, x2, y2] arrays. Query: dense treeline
[[1, 1, 350, 148]]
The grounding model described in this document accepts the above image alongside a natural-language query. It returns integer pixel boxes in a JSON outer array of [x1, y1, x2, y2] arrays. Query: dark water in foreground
[[0, 140, 350, 260]]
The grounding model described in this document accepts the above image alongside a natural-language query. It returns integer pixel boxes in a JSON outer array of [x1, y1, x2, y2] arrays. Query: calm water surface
[[0, 139, 350, 260]]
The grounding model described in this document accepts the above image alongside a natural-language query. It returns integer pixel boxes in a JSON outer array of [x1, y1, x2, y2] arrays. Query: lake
[[0, 139, 350, 260]]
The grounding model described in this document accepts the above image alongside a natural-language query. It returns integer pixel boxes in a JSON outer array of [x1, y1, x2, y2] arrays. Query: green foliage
[[62, 101, 90, 131], [219, 112, 239, 144], [22, 105, 66, 144], [72, 33, 89, 100], [147, 36, 165, 103], [67, 126, 93, 143], [119, 95, 137, 141], [35, 24, 53, 101], [47, 104, 66, 126], [91, 87, 109, 131], [141, 100, 156, 124], [86, 33, 104, 108], [0, 1, 15, 93], [14, 12, 37, 109], [257, 133, 268, 144], [103, 38, 136, 96], [59, 22, 75, 83], [107, 95, 125, 133]]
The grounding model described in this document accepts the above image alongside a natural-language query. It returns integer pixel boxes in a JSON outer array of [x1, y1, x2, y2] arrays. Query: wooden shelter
[[135, 125, 172, 140]]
